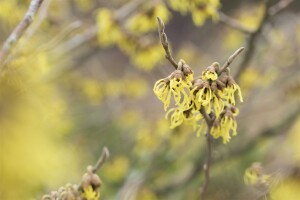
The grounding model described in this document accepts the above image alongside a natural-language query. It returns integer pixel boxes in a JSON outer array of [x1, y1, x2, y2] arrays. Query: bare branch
[[92, 147, 110, 173], [218, 47, 245, 75], [219, 12, 253, 34], [268, 0, 294, 15], [0, 0, 44, 69], [157, 17, 178, 69], [235, 0, 294, 80]]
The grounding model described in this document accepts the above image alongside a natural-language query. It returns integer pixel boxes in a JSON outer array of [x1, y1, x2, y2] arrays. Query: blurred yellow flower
[[102, 156, 129, 183], [82, 186, 100, 200]]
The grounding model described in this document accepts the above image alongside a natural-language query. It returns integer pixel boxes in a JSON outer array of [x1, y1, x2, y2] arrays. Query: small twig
[[200, 127, 213, 200], [219, 12, 253, 34], [37, 21, 82, 52], [92, 147, 110, 173], [157, 17, 178, 69], [268, 0, 294, 15], [0, 0, 44, 70], [218, 47, 245, 75]]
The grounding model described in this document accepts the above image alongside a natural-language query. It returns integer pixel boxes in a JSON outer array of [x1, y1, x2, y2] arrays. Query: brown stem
[[219, 12, 253, 34], [199, 106, 214, 199], [0, 0, 44, 70], [218, 47, 245, 75], [235, 0, 294, 80], [92, 147, 110, 173], [157, 17, 178, 69], [200, 126, 213, 200]]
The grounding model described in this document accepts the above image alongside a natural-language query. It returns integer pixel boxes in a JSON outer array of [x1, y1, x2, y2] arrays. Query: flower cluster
[[154, 56, 243, 143], [42, 166, 102, 200], [169, 0, 220, 26], [244, 163, 271, 190], [96, 3, 169, 70]]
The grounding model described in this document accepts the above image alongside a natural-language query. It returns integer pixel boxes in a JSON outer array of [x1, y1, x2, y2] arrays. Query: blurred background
[[0, 0, 299, 199]]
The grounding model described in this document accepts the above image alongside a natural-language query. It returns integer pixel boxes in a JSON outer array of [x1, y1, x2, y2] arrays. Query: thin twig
[[268, 0, 294, 15], [54, 0, 146, 60], [157, 17, 178, 69], [92, 147, 110, 173], [219, 12, 253, 34], [218, 47, 245, 75], [0, 0, 44, 70]]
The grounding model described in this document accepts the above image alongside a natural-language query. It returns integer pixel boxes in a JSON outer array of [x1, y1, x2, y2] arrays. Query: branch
[[157, 17, 178, 69], [218, 47, 245, 75], [199, 106, 214, 199], [219, 12, 253, 34], [235, 0, 294, 80], [268, 0, 294, 15], [155, 107, 300, 197], [0, 0, 44, 70], [200, 128, 213, 200], [92, 147, 110, 173]]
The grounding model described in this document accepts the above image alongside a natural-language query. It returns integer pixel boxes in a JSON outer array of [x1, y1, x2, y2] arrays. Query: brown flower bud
[[91, 174, 102, 189], [81, 172, 92, 189], [211, 81, 218, 93], [212, 62, 220, 72], [170, 70, 185, 81]]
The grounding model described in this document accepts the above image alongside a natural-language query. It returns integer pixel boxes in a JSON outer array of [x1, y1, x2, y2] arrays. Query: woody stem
[[199, 107, 214, 200]]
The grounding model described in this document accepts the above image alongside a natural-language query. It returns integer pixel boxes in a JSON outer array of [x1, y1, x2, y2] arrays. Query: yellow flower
[[127, 4, 170, 34], [192, 79, 213, 110], [210, 105, 239, 143], [244, 163, 271, 187], [97, 8, 123, 46], [202, 65, 218, 81], [226, 80, 243, 105], [132, 44, 165, 70], [82, 185, 100, 200], [154, 69, 192, 111], [170, 75, 192, 109], [169, 0, 220, 26], [153, 78, 172, 111], [165, 107, 186, 128]]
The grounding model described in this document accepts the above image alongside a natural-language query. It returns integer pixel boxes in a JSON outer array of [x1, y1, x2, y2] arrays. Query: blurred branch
[[157, 17, 178, 69], [155, 106, 300, 197], [268, 0, 294, 15], [38, 21, 82, 52], [235, 0, 294, 80], [56, 0, 146, 59], [219, 12, 253, 34], [0, 0, 44, 71]]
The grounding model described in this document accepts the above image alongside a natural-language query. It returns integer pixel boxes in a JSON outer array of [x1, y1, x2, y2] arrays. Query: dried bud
[[170, 69, 185, 81], [81, 172, 92, 189], [212, 62, 220, 72], [211, 81, 218, 93], [91, 173, 102, 188], [202, 65, 218, 81], [178, 59, 193, 77]]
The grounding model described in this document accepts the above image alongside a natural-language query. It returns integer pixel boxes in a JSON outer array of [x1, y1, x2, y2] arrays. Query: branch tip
[[218, 47, 245, 75], [92, 147, 110, 173]]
